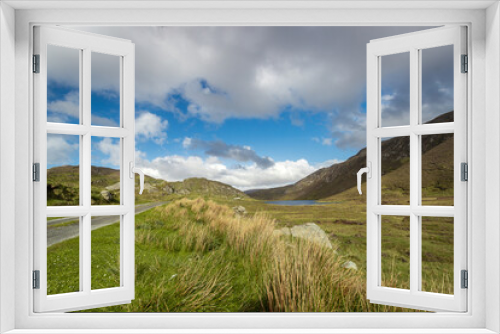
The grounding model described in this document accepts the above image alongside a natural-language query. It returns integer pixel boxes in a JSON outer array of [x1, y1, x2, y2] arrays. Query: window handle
[[357, 162, 371, 195], [129, 162, 145, 195]]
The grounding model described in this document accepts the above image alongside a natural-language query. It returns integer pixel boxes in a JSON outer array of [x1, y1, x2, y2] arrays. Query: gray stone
[[100, 190, 114, 201], [273, 227, 292, 238], [163, 185, 174, 194], [232, 205, 247, 215], [290, 222, 333, 249], [177, 189, 190, 195], [342, 261, 358, 270], [106, 182, 120, 191]]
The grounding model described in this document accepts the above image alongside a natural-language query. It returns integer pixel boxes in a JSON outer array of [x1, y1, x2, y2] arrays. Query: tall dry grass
[[146, 198, 412, 312]]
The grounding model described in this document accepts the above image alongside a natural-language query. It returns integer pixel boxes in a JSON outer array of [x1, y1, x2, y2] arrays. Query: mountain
[[247, 111, 454, 201], [47, 166, 248, 206]]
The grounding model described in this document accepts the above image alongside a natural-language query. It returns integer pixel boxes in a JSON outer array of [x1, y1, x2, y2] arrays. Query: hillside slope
[[47, 166, 247, 206], [247, 111, 454, 201]]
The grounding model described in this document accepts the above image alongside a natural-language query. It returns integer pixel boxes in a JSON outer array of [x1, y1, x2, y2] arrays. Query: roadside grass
[[46, 196, 453, 312]]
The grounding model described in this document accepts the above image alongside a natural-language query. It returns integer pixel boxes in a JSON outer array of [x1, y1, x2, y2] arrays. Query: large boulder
[[100, 190, 114, 201], [274, 223, 333, 249], [177, 189, 190, 195], [232, 206, 247, 215], [163, 185, 174, 194], [342, 261, 358, 270], [290, 223, 333, 249], [273, 227, 292, 238]]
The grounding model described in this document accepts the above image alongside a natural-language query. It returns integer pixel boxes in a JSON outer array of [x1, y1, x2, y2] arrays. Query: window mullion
[[409, 47, 420, 295], [82, 48, 92, 294]]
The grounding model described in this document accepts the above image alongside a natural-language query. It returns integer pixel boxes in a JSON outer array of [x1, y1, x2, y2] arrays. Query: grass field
[[46, 185, 453, 312]]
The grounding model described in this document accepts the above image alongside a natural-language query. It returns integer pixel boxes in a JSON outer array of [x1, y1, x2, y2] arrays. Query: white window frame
[[1, 2, 499, 333], [365, 26, 468, 312], [33, 26, 136, 313]]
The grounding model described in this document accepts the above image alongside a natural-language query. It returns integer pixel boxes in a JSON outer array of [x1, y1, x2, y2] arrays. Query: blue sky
[[47, 26, 453, 190]]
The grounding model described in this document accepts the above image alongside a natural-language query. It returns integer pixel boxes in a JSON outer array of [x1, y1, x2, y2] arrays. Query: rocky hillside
[[47, 166, 247, 206], [247, 111, 454, 201]]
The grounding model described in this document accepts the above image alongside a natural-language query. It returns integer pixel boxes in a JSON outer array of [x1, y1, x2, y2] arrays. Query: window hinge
[[33, 270, 40, 289], [461, 54, 468, 73], [461, 162, 468, 182], [461, 270, 468, 289], [33, 163, 40, 182], [33, 54, 40, 73]]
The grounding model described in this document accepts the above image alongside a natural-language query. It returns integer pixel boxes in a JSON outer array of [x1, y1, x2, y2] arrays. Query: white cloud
[[135, 111, 168, 144], [312, 137, 333, 146], [57, 26, 437, 149], [47, 91, 118, 126], [136, 154, 323, 190], [47, 91, 79, 119], [47, 135, 79, 165], [322, 138, 333, 146], [182, 137, 192, 148], [92, 115, 119, 127], [96, 138, 121, 167]]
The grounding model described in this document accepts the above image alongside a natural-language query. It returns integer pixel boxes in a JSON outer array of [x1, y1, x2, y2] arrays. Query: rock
[[290, 223, 333, 249], [100, 190, 114, 201], [177, 189, 190, 195], [106, 182, 120, 191], [342, 261, 358, 270], [163, 185, 174, 194], [273, 227, 292, 238], [232, 206, 247, 215], [143, 183, 158, 193], [233, 197, 241, 200]]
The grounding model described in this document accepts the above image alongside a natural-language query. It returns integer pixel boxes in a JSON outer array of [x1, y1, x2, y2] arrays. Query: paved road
[[47, 201, 169, 247]]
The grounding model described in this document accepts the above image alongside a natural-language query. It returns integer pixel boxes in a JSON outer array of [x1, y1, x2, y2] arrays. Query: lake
[[265, 200, 336, 206]]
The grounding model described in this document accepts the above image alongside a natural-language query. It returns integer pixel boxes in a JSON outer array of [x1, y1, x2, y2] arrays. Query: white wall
[[0, 2, 16, 333], [486, 2, 500, 333]]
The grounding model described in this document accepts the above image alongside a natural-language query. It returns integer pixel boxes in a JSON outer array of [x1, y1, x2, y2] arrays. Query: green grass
[[45, 194, 453, 312]]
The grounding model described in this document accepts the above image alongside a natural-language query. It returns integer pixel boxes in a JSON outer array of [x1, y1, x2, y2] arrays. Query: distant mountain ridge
[[247, 111, 454, 201]]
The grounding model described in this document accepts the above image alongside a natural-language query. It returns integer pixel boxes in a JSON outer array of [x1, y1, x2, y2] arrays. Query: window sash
[[366, 26, 468, 312], [32, 26, 136, 313]]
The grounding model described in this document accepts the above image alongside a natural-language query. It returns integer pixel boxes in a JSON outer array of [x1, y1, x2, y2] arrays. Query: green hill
[[247, 111, 454, 201], [47, 166, 248, 206]]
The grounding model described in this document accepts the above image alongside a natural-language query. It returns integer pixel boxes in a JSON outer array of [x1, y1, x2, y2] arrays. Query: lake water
[[265, 200, 335, 206]]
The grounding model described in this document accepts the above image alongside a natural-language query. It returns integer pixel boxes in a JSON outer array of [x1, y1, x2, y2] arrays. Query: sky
[[46, 26, 454, 190]]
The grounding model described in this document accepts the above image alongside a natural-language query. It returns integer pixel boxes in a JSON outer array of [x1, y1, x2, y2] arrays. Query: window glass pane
[[381, 215, 410, 290], [47, 216, 80, 295], [91, 137, 121, 205], [47, 45, 80, 124], [421, 134, 454, 206], [381, 136, 410, 205], [92, 215, 121, 290], [381, 52, 410, 127], [91, 52, 120, 127], [421, 45, 454, 124], [47, 134, 80, 206], [421, 217, 453, 294]]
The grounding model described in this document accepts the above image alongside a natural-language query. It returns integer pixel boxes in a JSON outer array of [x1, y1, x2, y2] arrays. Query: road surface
[[47, 201, 169, 247]]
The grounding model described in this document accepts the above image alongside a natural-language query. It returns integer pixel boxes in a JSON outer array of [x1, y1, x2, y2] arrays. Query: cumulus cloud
[[72, 29, 429, 121], [58, 26, 450, 150], [47, 135, 79, 165], [135, 111, 168, 144], [47, 91, 118, 126], [47, 91, 79, 121], [184, 138, 275, 169], [136, 154, 319, 190], [96, 138, 120, 167]]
